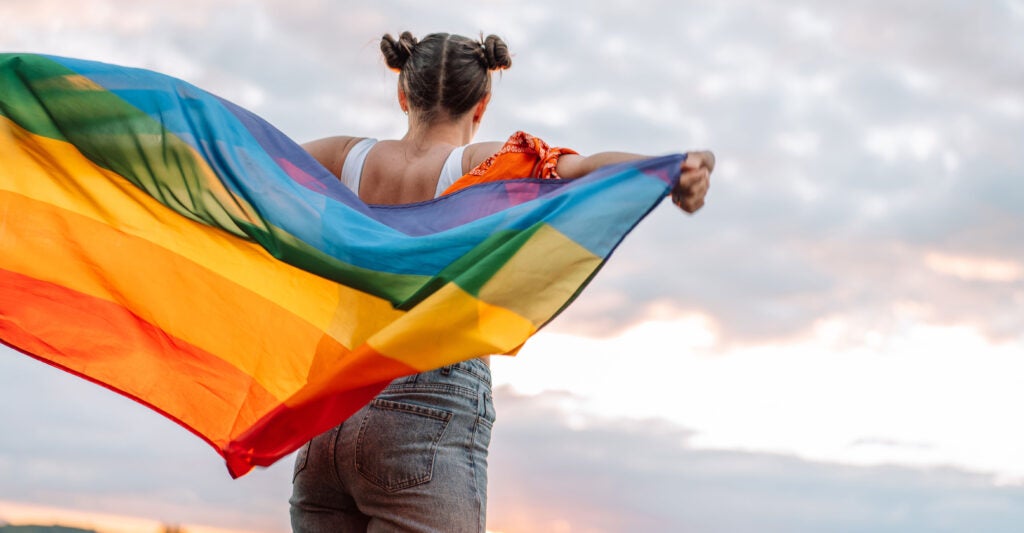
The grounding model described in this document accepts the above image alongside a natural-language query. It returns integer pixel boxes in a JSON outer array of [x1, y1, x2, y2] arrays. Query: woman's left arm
[[672, 150, 714, 213], [463, 141, 713, 214], [557, 150, 715, 214]]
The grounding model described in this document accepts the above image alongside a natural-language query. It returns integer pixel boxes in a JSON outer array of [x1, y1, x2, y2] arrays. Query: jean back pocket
[[355, 398, 452, 492]]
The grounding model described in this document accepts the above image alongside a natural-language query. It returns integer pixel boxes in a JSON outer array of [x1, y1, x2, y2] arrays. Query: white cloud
[[864, 125, 941, 162], [786, 7, 834, 40], [989, 94, 1024, 119], [1009, 0, 1024, 18], [776, 129, 821, 157], [925, 252, 1024, 283], [489, 387, 1024, 533], [496, 315, 1024, 482], [2, 0, 1024, 530]]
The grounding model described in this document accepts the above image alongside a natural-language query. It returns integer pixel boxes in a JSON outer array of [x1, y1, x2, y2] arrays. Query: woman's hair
[[380, 31, 511, 124]]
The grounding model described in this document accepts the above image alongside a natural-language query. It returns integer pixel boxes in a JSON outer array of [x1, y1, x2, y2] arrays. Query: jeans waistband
[[439, 358, 491, 387]]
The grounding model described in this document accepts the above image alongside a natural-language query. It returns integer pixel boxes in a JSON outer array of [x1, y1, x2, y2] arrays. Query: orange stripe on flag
[[0, 191, 345, 402], [0, 268, 280, 449]]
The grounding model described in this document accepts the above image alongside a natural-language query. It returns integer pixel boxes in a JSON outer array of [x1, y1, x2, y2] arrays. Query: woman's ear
[[473, 93, 491, 123]]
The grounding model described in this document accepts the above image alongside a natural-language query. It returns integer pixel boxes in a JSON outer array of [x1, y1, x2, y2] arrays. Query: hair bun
[[381, 31, 418, 71], [482, 34, 511, 71]]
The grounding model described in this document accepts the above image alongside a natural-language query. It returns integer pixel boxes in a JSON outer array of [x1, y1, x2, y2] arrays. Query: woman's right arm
[[301, 136, 366, 179]]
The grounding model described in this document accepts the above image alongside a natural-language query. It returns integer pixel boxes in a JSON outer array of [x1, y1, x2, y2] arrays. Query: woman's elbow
[[555, 155, 587, 178]]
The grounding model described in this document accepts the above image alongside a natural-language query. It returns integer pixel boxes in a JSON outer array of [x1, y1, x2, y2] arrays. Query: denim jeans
[[290, 358, 495, 532]]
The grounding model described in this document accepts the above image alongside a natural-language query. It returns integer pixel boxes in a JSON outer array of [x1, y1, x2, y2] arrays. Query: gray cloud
[[528, 0, 1024, 344], [489, 387, 1024, 533], [6, 359, 1023, 533], [0, 352, 293, 532]]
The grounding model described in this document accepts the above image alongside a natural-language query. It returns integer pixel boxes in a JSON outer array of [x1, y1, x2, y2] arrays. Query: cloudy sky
[[2, 0, 1023, 531]]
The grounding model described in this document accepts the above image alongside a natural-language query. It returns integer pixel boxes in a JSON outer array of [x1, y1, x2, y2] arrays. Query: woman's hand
[[672, 150, 714, 213]]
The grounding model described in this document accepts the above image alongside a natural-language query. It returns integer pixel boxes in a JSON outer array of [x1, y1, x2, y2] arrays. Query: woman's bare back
[[357, 140, 460, 205]]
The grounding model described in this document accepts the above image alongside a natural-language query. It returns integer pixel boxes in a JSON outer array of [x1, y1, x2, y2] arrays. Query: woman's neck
[[402, 113, 477, 149]]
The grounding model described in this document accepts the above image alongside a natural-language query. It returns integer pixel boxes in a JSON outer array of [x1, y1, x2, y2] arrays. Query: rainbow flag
[[0, 53, 684, 477]]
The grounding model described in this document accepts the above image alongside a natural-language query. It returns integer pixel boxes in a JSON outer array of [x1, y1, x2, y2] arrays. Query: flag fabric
[[0, 53, 685, 477]]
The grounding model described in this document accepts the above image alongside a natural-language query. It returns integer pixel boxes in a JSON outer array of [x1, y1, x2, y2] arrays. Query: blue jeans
[[290, 358, 495, 532]]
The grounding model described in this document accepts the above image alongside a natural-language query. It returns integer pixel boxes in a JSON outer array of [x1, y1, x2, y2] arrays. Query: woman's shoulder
[[300, 136, 372, 178], [463, 131, 546, 172], [463, 131, 577, 174], [463, 140, 506, 172]]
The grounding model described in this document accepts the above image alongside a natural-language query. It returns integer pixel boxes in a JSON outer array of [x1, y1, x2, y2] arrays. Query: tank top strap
[[339, 138, 377, 194], [435, 145, 468, 198]]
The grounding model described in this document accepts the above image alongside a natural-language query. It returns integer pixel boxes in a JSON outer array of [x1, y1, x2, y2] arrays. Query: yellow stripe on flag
[[479, 223, 602, 325], [368, 282, 536, 371]]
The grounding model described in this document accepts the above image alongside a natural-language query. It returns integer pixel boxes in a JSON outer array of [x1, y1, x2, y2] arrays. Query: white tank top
[[339, 138, 467, 199]]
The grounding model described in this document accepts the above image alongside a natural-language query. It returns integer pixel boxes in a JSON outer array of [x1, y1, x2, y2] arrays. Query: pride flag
[[0, 53, 684, 477]]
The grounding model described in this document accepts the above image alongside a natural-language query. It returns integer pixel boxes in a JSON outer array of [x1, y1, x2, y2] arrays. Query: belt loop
[[477, 389, 487, 417], [440, 364, 453, 376]]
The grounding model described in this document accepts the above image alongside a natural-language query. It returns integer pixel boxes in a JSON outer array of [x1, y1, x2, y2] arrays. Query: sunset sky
[[2, 1, 1023, 532]]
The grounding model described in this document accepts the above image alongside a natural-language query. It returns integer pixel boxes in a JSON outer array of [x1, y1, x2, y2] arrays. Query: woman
[[290, 31, 714, 533]]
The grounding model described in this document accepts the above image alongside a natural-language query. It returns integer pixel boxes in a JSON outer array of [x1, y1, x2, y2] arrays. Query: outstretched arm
[[556, 150, 715, 214], [465, 142, 714, 214]]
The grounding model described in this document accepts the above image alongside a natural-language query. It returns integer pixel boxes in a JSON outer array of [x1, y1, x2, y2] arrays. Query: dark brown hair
[[380, 31, 511, 124]]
